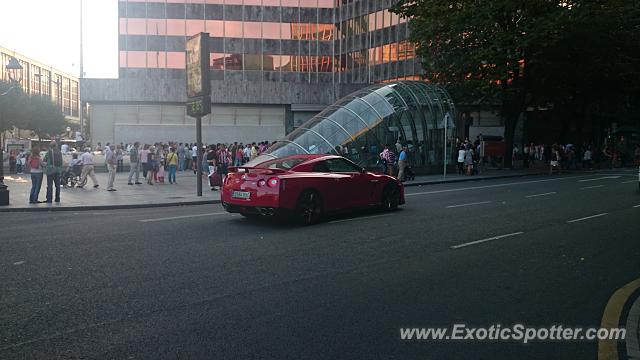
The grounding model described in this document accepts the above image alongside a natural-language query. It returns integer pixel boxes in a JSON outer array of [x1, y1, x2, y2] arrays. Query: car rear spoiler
[[228, 166, 287, 175]]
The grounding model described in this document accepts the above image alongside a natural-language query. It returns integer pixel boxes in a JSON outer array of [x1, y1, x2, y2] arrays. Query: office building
[[82, 0, 423, 145]]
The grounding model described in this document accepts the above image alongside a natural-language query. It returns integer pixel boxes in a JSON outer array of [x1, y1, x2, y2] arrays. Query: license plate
[[232, 190, 251, 199]]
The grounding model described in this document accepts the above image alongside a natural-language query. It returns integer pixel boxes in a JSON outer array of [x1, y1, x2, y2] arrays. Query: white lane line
[[405, 175, 592, 197], [580, 185, 604, 190], [451, 232, 524, 249], [578, 176, 621, 182], [526, 192, 557, 198], [567, 213, 608, 223], [446, 201, 492, 208], [620, 180, 638, 184], [139, 212, 227, 223], [634, 205, 640, 208], [329, 214, 392, 224]]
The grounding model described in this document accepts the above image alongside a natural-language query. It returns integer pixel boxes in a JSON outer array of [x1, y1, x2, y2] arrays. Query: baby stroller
[[404, 164, 416, 181], [62, 164, 83, 188]]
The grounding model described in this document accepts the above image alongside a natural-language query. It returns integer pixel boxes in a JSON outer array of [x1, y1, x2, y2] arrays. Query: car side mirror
[[360, 167, 366, 174]]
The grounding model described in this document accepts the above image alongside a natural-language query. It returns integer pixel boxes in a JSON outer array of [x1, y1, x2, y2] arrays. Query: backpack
[[27, 155, 40, 172]]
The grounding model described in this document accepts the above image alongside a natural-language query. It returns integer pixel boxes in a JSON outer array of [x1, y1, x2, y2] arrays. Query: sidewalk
[[0, 170, 219, 212], [0, 168, 547, 212]]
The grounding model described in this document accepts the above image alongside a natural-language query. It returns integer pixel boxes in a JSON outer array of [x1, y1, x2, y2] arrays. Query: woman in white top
[[457, 146, 466, 175]]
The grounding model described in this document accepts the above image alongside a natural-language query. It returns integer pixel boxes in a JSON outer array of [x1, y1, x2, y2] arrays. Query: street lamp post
[[0, 56, 24, 206]]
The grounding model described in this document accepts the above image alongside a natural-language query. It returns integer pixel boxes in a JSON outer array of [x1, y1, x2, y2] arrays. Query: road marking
[[567, 213, 608, 223], [405, 175, 592, 197], [139, 212, 227, 223], [634, 205, 640, 208], [525, 192, 557, 198], [580, 185, 604, 190], [598, 277, 640, 360], [578, 176, 621, 182], [450, 232, 524, 249], [446, 201, 492, 208], [329, 214, 392, 224], [620, 180, 637, 184]]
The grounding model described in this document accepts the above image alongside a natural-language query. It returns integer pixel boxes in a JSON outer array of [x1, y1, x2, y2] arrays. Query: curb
[[0, 171, 547, 212], [0, 200, 221, 213]]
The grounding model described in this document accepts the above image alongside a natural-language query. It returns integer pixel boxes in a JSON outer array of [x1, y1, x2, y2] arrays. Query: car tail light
[[257, 179, 266, 187], [267, 177, 279, 188]]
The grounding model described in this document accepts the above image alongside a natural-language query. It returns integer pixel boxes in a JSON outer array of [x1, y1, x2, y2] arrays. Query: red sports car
[[221, 154, 405, 224]]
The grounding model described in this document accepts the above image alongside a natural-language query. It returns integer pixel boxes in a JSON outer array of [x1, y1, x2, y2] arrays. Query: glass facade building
[[254, 81, 456, 167], [117, 0, 421, 83], [83, 1, 436, 152], [1, 47, 80, 119]]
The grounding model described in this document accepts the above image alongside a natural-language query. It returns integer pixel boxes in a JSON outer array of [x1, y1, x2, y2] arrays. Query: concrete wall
[[90, 103, 286, 145]]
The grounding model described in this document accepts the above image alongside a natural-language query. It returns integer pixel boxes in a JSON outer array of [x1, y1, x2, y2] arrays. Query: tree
[[392, 0, 640, 166], [23, 95, 67, 140]]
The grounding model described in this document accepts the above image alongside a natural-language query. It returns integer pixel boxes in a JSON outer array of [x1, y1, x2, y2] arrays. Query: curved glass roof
[[251, 81, 455, 167]]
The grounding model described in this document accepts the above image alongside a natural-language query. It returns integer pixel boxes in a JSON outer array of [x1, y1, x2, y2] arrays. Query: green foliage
[[392, 0, 640, 164], [24, 95, 67, 140], [0, 80, 67, 142]]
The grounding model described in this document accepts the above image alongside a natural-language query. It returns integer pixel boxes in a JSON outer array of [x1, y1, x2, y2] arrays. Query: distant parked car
[[221, 154, 405, 225]]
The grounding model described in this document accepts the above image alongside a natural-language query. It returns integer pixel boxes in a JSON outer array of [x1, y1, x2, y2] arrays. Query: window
[[148, 19, 167, 35], [206, 20, 224, 37], [263, 22, 280, 39], [225, 21, 243, 37], [167, 52, 186, 69], [166, 19, 186, 36], [127, 18, 147, 35], [315, 158, 361, 173], [186, 19, 205, 36], [258, 157, 307, 170], [243, 22, 261, 38]]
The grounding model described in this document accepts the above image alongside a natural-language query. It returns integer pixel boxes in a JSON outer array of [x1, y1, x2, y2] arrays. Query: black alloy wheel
[[296, 190, 323, 225], [381, 184, 400, 211]]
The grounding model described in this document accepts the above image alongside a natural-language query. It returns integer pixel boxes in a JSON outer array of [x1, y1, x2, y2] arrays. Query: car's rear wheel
[[296, 190, 323, 225], [381, 184, 400, 211]]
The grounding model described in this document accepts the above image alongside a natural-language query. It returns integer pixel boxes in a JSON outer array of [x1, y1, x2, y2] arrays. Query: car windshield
[[256, 157, 307, 170]]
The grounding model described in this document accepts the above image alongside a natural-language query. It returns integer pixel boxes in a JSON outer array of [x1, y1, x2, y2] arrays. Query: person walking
[[26, 147, 44, 203], [166, 147, 178, 184], [116, 145, 124, 172], [43, 142, 63, 203], [457, 146, 465, 175], [464, 145, 475, 175], [139, 144, 150, 179], [78, 148, 99, 188], [192, 143, 198, 174], [147, 146, 157, 185], [128, 142, 142, 185], [106, 144, 117, 191], [177, 143, 186, 171], [397, 145, 408, 181], [218, 145, 231, 183]]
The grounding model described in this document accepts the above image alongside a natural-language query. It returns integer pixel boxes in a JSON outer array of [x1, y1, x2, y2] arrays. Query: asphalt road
[[1, 171, 639, 359]]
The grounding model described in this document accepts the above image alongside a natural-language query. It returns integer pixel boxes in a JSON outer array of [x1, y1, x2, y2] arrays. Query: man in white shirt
[[61, 143, 69, 154], [192, 144, 198, 173], [78, 149, 99, 188]]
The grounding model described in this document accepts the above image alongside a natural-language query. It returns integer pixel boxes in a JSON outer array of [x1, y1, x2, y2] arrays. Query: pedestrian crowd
[[17, 140, 276, 204]]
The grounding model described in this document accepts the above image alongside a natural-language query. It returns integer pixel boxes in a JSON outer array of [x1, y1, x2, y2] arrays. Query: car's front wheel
[[296, 190, 323, 225], [380, 184, 400, 211]]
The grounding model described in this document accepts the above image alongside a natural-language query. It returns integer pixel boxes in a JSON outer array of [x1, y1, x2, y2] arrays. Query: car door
[[323, 158, 374, 208]]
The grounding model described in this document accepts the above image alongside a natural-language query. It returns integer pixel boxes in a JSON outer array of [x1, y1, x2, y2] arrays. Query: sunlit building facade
[[82, 0, 424, 146], [1, 46, 80, 121]]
